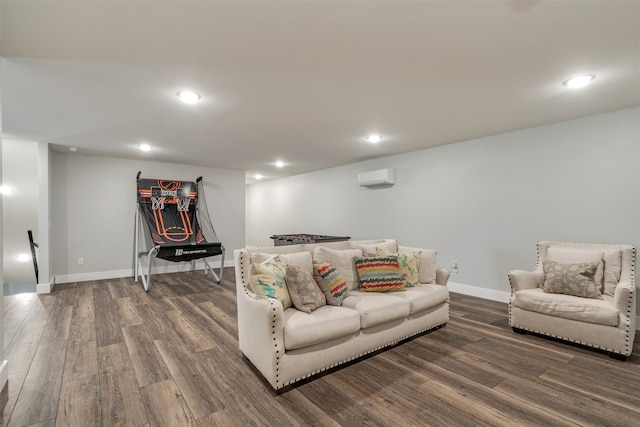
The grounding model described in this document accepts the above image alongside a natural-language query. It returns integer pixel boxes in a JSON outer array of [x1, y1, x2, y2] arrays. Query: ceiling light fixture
[[275, 161, 284, 168], [17, 253, 30, 262], [254, 174, 263, 180], [0, 185, 12, 195], [563, 74, 595, 88], [177, 90, 201, 103], [366, 134, 382, 143], [138, 144, 152, 152], [69, 147, 78, 152]]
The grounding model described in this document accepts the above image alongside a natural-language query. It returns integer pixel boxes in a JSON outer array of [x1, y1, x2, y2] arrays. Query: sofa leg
[[512, 327, 527, 335], [609, 352, 627, 361]]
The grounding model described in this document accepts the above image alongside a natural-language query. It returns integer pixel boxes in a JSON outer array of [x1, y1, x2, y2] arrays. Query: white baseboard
[[447, 281, 510, 303], [52, 260, 234, 286], [36, 282, 54, 294]]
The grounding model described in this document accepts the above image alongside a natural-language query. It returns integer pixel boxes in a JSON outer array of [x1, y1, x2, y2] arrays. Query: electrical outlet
[[77, 257, 84, 265], [452, 262, 459, 273]]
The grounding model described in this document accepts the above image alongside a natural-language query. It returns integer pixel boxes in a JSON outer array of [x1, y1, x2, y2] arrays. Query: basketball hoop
[[151, 196, 165, 210], [177, 197, 189, 212]]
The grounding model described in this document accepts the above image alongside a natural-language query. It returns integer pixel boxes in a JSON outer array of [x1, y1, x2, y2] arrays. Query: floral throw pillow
[[376, 249, 421, 287], [313, 262, 350, 306], [542, 260, 602, 299], [286, 265, 326, 313], [249, 255, 292, 308], [354, 255, 405, 292]]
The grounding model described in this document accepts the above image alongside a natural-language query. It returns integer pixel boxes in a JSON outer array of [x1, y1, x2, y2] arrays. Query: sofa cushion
[[514, 288, 618, 326], [283, 305, 361, 350], [313, 262, 350, 306], [354, 255, 405, 292], [603, 248, 622, 297], [542, 261, 602, 299], [391, 284, 449, 314], [377, 249, 421, 287], [313, 247, 363, 290], [286, 265, 326, 313], [342, 291, 410, 329], [249, 255, 292, 309], [399, 245, 437, 284], [357, 240, 399, 256], [252, 251, 314, 275], [546, 246, 604, 289]]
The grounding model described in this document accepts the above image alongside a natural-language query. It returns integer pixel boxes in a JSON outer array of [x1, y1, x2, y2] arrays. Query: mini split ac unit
[[357, 168, 395, 188]]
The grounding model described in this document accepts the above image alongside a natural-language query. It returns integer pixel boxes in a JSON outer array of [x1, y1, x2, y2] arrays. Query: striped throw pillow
[[313, 262, 349, 306], [354, 256, 405, 292]]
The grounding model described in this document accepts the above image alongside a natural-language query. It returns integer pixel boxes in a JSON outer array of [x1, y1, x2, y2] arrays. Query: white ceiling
[[1, 1, 639, 183]]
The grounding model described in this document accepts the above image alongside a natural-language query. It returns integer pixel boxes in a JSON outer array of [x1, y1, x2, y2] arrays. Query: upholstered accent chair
[[509, 241, 636, 359]]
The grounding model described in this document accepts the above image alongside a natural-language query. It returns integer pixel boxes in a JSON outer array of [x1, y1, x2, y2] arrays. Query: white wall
[[1, 139, 38, 284], [247, 107, 640, 309], [51, 152, 245, 283], [36, 141, 52, 292]]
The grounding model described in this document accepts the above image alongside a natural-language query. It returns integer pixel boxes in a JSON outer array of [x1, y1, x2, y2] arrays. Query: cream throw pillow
[[251, 251, 314, 275], [357, 240, 399, 257], [602, 248, 622, 297], [313, 247, 363, 290], [546, 247, 604, 290]]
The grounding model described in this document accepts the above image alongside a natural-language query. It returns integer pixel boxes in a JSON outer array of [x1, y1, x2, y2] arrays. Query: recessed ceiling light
[[275, 161, 285, 168], [69, 147, 78, 152], [563, 74, 595, 88], [17, 253, 30, 262], [366, 134, 382, 143], [138, 144, 152, 152], [177, 90, 201, 103], [255, 174, 263, 180], [0, 185, 12, 195]]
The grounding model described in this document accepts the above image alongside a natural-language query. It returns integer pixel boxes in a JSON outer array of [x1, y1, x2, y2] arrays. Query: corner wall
[[0, 0, 10, 396], [51, 153, 245, 283], [247, 107, 640, 312]]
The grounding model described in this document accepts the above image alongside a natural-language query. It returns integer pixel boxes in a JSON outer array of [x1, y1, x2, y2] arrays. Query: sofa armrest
[[613, 281, 636, 316], [508, 270, 543, 292], [436, 268, 450, 286], [234, 249, 286, 389], [236, 283, 286, 382]]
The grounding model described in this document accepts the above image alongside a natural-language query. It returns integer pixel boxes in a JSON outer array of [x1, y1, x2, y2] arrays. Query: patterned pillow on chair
[[542, 260, 602, 299]]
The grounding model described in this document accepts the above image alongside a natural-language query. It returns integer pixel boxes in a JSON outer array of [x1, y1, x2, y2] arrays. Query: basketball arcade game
[[134, 172, 225, 291]]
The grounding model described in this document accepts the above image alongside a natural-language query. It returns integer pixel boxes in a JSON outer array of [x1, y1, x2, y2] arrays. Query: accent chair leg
[[609, 353, 627, 361]]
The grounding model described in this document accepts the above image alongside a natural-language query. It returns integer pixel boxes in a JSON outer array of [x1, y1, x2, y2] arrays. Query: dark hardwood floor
[[2, 268, 640, 426]]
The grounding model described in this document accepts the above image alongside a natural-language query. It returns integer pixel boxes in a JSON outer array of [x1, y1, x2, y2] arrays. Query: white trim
[[447, 281, 510, 303], [53, 259, 234, 285], [36, 282, 54, 294], [0, 359, 8, 396]]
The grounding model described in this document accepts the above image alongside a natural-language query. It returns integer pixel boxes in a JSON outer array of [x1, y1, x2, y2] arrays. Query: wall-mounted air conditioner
[[357, 168, 395, 188]]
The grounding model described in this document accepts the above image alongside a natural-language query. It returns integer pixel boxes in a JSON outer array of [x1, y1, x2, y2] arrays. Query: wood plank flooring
[[2, 268, 640, 426]]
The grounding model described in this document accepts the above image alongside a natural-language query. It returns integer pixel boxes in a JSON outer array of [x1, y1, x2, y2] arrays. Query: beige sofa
[[509, 241, 636, 359], [234, 239, 450, 391]]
